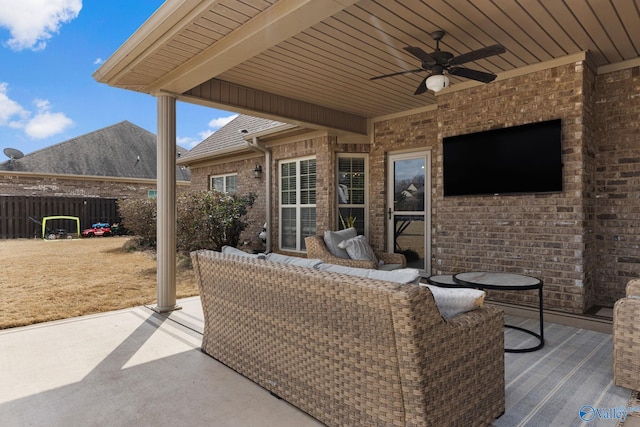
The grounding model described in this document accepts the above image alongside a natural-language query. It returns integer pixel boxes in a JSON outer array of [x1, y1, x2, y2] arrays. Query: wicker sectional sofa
[[191, 250, 505, 426], [613, 278, 640, 391]]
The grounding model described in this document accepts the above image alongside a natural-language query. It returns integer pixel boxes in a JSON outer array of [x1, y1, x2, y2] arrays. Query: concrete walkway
[[0, 297, 323, 427]]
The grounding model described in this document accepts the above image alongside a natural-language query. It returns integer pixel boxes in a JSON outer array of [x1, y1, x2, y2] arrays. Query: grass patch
[[0, 237, 198, 330]]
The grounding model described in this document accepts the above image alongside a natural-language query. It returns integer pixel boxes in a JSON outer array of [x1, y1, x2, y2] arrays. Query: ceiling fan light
[[426, 74, 450, 93]]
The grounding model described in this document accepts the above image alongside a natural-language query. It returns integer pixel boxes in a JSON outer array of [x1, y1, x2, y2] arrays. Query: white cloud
[[93, 57, 104, 65], [0, 82, 28, 125], [1, 88, 73, 139], [23, 98, 73, 139], [0, 0, 82, 51], [198, 129, 214, 140], [208, 114, 238, 130], [177, 136, 200, 149]]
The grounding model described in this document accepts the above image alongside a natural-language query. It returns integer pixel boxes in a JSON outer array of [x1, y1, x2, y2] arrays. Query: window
[[147, 190, 157, 199], [280, 157, 316, 251], [210, 174, 238, 194], [337, 155, 367, 235]]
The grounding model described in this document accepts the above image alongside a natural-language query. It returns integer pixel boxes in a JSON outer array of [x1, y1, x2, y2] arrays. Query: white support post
[[155, 94, 180, 312]]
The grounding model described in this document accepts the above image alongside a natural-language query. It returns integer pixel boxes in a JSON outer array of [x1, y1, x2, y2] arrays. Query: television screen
[[443, 119, 562, 197]]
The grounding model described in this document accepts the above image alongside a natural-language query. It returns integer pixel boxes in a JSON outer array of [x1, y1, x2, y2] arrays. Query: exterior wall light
[[253, 164, 263, 178]]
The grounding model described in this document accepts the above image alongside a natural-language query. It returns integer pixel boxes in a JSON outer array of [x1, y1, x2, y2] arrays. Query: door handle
[[388, 208, 392, 220]]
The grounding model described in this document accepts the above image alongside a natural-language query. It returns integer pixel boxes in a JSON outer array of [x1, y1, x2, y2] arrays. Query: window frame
[[278, 156, 317, 252], [210, 173, 238, 194], [336, 153, 368, 236]]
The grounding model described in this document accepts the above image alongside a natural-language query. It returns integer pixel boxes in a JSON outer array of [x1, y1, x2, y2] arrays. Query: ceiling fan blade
[[369, 68, 423, 81], [414, 76, 429, 95], [449, 44, 506, 65], [448, 67, 497, 83], [404, 46, 436, 65]]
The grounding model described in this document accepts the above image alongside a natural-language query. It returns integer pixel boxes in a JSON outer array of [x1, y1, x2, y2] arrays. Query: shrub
[[117, 198, 157, 247], [176, 190, 256, 253], [118, 190, 256, 253]]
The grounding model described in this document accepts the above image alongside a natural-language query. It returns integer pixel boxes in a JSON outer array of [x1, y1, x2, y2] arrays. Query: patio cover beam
[[184, 79, 368, 135]]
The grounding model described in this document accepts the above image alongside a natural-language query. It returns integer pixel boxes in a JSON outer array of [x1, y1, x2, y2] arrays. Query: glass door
[[387, 151, 431, 272]]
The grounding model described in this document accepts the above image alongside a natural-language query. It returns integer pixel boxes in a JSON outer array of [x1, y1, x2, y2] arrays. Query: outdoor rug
[[493, 315, 633, 427], [618, 391, 640, 427]]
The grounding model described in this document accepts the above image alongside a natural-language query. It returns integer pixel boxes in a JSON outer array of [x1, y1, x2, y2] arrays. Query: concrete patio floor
[[1, 297, 632, 426], [0, 297, 323, 427]]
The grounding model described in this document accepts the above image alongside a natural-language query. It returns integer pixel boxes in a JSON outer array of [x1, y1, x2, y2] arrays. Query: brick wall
[[374, 62, 591, 313], [439, 62, 588, 313], [581, 61, 599, 310], [0, 172, 188, 199], [183, 61, 639, 313], [371, 112, 439, 253], [594, 66, 640, 305], [369, 60, 639, 313]]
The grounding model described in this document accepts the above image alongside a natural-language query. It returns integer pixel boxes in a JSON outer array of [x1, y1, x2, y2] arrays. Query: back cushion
[[265, 252, 324, 268], [221, 245, 265, 259], [323, 227, 357, 259], [318, 264, 420, 284], [338, 235, 378, 263]]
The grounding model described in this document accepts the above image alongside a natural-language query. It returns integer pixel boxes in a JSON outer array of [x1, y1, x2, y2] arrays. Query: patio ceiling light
[[426, 74, 450, 93]]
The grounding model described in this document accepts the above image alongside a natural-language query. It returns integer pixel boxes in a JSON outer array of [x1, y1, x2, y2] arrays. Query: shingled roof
[[179, 115, 286, 162], [0, 121, 190, 181]]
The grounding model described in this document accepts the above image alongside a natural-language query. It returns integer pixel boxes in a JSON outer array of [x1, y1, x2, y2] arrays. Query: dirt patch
[[0, 237, 198, 329]]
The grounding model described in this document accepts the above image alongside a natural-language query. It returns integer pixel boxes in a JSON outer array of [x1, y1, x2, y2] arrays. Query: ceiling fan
[[370, 30, 506, 94]]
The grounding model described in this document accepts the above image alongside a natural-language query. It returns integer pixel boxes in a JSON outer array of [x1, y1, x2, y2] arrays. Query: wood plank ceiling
[[96, 0, 640, 124]]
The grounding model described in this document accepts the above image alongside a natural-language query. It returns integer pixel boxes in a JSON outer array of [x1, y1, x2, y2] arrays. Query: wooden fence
[[0, 196, 119, 239]]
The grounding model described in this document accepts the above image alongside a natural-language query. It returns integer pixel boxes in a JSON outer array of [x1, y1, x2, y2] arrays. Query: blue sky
[[0, 0, 237, 158]]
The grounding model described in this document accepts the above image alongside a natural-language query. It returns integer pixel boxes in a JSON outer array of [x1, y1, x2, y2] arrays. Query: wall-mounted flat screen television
[[443, 119, 562, 197]]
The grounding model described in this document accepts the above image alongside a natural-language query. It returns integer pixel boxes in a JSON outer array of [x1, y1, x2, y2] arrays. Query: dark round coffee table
[[426, 272, 544, 353]]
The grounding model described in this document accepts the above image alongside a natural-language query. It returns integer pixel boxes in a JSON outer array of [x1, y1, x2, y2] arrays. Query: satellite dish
[[3, 147, 24, 161]]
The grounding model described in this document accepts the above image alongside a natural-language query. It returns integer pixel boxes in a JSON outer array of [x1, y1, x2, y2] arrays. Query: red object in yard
[[81, 223, 112, 237]]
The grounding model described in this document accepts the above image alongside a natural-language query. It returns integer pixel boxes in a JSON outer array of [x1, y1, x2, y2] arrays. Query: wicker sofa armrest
[[435, 305, 505, 425], [390, 286, 505, 425], [376, 251, 407, 268], [613, 281, 640, 391], [626, 278, 640, 297], [323, 256, 379, 269], [305, 235, 407, 269]]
